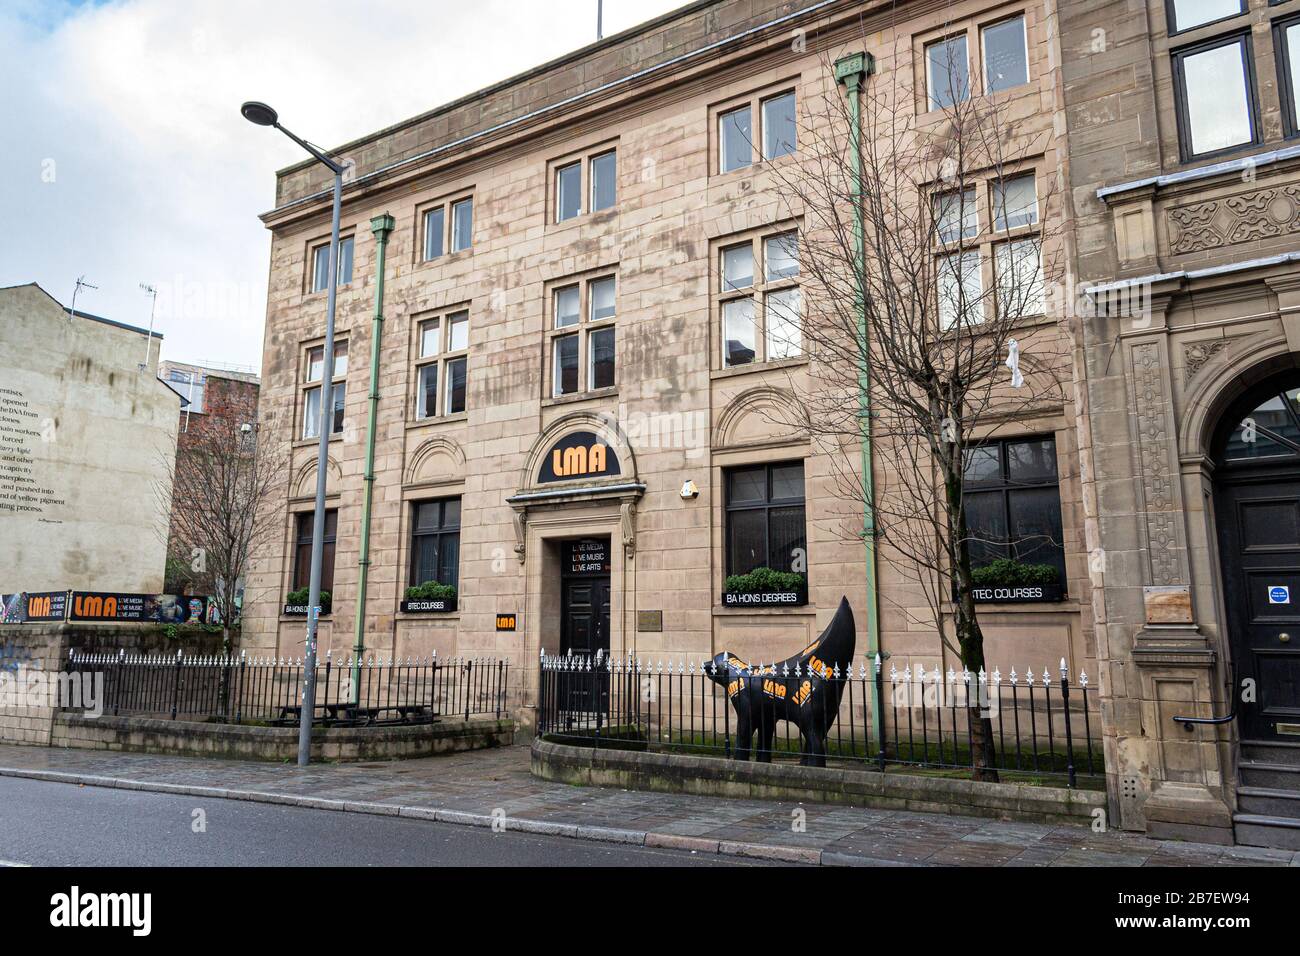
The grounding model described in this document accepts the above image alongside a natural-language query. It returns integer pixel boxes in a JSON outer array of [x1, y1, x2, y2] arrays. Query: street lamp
[[242, 100, 345, 767]]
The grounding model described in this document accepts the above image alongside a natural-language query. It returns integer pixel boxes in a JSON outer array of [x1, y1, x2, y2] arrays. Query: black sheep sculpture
[[703, 596, 856, 767]]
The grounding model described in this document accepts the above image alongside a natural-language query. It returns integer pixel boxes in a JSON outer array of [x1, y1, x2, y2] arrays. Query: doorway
[[1213, 377, 1300, 741], [558, 536, 612, 712]]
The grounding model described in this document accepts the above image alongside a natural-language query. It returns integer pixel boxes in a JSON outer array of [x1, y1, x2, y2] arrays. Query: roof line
[[265, 0, 842, 220]]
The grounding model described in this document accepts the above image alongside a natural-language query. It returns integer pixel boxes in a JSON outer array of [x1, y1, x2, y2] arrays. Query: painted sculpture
[[704, 596, 856, 767]]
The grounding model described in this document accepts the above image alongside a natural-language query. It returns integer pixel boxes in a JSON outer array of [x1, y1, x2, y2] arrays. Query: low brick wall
[[532, 739, 1104, 825], [54, 713, 515, 762]]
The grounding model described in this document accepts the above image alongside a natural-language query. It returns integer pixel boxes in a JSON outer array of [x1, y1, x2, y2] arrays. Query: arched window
[[1220, 387, 1300, 463]]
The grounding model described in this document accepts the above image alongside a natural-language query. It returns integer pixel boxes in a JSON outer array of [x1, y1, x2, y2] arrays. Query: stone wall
[[53, 713, 515, 762]]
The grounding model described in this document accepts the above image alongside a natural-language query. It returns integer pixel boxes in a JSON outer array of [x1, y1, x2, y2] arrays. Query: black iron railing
[[538, 653, 1100, 787], [67, 649, 509, 726]]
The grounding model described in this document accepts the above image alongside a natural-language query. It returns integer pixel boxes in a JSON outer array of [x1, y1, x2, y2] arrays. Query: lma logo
[[50, 887, 151, 936], [538, 430, 622, 483]]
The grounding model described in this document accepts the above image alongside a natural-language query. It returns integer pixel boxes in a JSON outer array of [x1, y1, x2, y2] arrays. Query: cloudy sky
[[0, 0, 688, 370]]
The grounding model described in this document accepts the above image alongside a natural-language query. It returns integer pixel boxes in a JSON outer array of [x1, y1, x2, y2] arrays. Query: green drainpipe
[[835, 53, 882, 740], [353, 212, 395, 700]]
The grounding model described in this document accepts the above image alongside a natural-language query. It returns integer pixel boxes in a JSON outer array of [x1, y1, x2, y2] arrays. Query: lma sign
[[538, 431, 621, 483]]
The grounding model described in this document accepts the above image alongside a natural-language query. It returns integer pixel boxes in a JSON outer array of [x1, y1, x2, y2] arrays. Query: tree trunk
[[944, 459, 1000, 783]]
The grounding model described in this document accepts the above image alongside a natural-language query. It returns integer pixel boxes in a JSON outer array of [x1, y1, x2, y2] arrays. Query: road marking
[[0, 859, 31, 867]]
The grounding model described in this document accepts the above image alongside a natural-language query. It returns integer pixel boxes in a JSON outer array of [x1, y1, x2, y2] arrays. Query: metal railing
[[538, 653, 1100, 787], [68, 649, 509, 726]]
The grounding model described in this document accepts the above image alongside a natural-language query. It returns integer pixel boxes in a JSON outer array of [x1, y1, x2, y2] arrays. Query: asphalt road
[[0, 776, 774, 867]]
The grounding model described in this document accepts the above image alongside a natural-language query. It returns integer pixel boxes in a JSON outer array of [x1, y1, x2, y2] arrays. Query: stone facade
[[1062, 0, 1300, 845], [245, 0, 1093, 737]]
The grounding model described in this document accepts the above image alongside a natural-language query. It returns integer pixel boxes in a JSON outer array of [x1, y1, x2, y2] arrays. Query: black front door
[[1217, 476, 1300, 740], [559, 537, 611, 713]]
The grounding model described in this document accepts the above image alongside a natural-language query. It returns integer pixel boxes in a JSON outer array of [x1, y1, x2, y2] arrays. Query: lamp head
[[240, 101, 278, 127]]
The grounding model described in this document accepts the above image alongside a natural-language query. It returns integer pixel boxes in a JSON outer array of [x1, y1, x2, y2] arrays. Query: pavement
[[0, 742, 1296, 867]]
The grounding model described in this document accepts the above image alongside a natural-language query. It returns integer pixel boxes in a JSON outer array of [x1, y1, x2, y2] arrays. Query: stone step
[[1241, 739, 1300, 767], [1237, 786, 1300, 819], [1233, 814, 1300, 851], [1239, 761, 1300, 790]]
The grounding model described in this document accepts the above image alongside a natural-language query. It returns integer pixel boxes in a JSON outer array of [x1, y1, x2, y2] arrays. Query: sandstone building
[[245, 0, 1300, 848]]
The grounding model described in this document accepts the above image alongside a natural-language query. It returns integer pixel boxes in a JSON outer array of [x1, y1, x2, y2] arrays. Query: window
[[993, 173, 1038, 231], [962, 436, 1065, 586], [423, 206, 445, 261], [717, 89, 797, 174], [292, 509, 338, 593], [934, 187, 978, 243], [302, 342, 347, 439], [1278, 15, 1300, 137], [590, 151, 617, 212], [725, 462, 807, 579], [414, 310, 469, 419], [557, 162, 582, 221], [938, 251, 983, 329], [311, 236, 354, 292], [982, 16, 1028, 93], [553, 147, 617, 222], [548, 276, 616, 397], [1172, 33, 1259, 159], [1166, 0, 1246, 34], [165, 368, 205, 414], [995, 239, 1044, 318], [409, 498, 461, 591], [762, 92, 797, 160], [717, 230, 801, 368], [719, 106, 752, 173], [451, 198, 473, 252], [926, 35, 970, 110]]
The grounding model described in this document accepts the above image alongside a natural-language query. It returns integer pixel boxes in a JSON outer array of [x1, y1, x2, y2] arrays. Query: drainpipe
[[352, 212, 395, 699], [834, 53, 882, 731]]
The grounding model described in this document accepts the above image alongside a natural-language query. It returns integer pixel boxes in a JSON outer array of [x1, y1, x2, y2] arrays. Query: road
[[0, 777, 776, 867]]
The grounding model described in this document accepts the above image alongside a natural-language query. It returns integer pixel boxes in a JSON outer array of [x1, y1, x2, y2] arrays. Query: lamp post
[[241, 100, 344, 767]]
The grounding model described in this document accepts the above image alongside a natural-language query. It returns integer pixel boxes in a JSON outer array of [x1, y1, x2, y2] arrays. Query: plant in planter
[[403, 581, 458, 602], [285, 588, 331, 614], [970, 559, 1059, 589], [724, 567, 806, 598]]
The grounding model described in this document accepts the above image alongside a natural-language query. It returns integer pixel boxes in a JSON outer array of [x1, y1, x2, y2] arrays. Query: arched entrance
[[1212, 371, 1300, 742]]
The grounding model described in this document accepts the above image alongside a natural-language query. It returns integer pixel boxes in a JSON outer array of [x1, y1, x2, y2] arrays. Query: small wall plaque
[[1143, 585, 1192, 624], [636, 610, 663, 632], [495, 613, 518, 632]]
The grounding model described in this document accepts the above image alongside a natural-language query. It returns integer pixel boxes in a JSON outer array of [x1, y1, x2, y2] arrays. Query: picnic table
[[273, 702, 437, 726]]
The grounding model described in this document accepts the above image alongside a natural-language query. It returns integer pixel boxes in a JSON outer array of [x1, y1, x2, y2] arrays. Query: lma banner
[[67, 592, 209, 623], [0, 591, 70, 623]]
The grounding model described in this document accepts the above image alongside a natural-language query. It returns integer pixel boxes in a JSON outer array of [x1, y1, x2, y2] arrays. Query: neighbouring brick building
[[244, 0, 1300, 848], [159, 360, 261, 600]]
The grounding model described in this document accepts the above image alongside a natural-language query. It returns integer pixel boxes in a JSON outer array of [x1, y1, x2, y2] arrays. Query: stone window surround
[[711, 220, 803, 372], [913, 6, 1035, 117], [410, 303, 472, 424], [542, 267, 619, 404], [297, 336, 348, 445], [708, 76, 801, 179], [928, 161, 1045, 326], [396, 478, 467, 620], [303, 231, 356, 297], [546, 138, 619, 228], [280, 499, 342, 621], [413, 186, 476, 265]]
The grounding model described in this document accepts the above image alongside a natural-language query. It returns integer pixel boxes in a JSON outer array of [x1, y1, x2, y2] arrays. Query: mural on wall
[[703, 596, 856, 767]]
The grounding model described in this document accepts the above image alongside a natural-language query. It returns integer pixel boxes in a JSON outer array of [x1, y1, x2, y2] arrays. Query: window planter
[[283, 590, 330, 617]]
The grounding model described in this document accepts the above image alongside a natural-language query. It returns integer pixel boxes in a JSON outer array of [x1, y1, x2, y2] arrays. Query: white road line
[[0, 859, 31, 867]]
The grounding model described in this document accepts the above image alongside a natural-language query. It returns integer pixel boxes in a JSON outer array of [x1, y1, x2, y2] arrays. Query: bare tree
[[763, 38, 1070, 780], [158, 409, 284, 655]]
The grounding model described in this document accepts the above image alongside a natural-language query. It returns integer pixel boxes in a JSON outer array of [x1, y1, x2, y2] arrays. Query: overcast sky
[[0, 0, 689, 371]]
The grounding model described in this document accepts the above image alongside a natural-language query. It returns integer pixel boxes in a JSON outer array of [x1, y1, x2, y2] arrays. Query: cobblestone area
[[0, 743, 1295, 866]]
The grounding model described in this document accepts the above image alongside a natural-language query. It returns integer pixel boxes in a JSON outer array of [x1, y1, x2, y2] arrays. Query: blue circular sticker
[[1269, 586, 1290, 604]]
